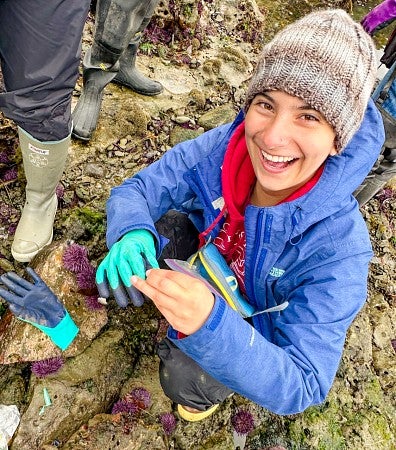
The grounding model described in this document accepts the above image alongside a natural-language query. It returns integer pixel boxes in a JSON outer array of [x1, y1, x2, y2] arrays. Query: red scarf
[[201, 121, 324, 291], [212, 122, 254, 263]]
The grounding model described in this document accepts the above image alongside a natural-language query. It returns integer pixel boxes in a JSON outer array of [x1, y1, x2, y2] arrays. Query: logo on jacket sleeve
[[269, 267, 285, 277]]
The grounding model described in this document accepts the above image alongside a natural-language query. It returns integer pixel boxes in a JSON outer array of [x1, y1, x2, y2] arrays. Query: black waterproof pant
[[155, 212, 234, 411], [0, 0, 90, 141]]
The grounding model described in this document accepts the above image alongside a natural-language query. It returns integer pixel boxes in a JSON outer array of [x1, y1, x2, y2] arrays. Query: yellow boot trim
[[177, 403, 219, 422]]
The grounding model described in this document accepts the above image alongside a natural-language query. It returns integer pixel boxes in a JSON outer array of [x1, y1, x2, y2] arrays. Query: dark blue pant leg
[[157, 338, 234, 411], [0, 0, 90, 141]]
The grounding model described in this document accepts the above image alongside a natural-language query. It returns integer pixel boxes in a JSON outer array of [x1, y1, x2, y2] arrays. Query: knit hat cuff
[[244, 9, 377, 151]]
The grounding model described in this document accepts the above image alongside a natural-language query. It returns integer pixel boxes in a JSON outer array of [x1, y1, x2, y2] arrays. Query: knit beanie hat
[[244, 9, 377, 151]]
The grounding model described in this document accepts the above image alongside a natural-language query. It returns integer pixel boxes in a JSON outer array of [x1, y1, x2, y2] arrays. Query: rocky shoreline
[[0, 1, 395, 449]]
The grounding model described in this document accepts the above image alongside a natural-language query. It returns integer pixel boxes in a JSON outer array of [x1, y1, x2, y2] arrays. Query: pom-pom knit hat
[[244, 9, 377, 151]]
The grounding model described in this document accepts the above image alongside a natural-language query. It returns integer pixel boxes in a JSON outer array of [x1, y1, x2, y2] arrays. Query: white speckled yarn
[[245, 9, 377, 151]]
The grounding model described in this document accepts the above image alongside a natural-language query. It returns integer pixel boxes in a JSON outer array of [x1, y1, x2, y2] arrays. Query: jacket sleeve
[[169, 248, 371, 415], [105, 124, 231, 250]]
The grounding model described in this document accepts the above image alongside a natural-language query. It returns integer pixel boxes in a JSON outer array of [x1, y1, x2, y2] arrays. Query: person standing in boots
[[0, 0, 91, 263], [72, 0, 163, 141], [354, 0, 396, 205]]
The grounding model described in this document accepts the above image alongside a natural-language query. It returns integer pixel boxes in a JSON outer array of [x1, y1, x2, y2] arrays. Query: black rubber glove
[[0, 268, 78, 350]]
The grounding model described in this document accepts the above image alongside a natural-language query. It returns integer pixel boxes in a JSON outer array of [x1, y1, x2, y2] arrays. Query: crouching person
[[96, 10, 384, 419]]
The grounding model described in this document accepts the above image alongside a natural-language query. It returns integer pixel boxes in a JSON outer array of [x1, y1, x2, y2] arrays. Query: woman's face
[[245, 90, 337, 206]]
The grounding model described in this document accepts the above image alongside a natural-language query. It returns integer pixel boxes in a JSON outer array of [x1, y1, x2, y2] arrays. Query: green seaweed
[[75, 207, 106, 236]]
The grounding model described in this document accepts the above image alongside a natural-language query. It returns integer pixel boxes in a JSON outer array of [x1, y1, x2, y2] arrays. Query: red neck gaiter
[[200, 120, 324, 257]]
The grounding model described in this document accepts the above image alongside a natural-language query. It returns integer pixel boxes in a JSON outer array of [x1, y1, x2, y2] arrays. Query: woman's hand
[[132, 269, 215, 335]]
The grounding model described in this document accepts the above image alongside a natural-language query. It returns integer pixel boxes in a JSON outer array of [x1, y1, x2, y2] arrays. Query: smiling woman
[[95, 9, 385, 420], [245, 91, 337, 206]]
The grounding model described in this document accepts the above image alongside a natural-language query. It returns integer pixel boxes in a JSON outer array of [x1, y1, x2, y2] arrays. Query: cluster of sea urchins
[[111, 387, 152, 415], [62, 242, 103, 310], [111, 387, 178, 437]]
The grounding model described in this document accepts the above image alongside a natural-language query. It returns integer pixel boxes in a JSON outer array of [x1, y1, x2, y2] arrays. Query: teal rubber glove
[[0, 268, 79, 351], [95, 229, 159, 308]]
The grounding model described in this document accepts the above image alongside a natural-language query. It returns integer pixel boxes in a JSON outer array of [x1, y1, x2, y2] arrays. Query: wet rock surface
[[0, 1, 395, 449], [0, 242, 108, 365]]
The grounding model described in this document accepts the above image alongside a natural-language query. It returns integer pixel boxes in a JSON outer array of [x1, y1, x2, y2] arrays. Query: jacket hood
[[187, 98, 384, 242], [280, 98, 384, 237]]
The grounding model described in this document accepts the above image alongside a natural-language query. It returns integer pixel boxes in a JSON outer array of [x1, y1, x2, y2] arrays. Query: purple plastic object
[[361, 0, 396, 35]]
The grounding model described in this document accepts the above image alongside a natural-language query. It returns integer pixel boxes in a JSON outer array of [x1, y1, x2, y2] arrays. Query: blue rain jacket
[[106, 99, 384, 414]]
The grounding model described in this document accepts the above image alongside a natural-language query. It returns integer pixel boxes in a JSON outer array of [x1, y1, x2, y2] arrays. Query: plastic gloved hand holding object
[[95, 229, 159, 308], [0, 268, 78, 351], [361, 0, 396, 35]]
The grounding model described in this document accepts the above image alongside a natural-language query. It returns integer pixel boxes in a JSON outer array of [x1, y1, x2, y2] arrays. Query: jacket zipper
[[192, 167, 222, 224], [248, 211, 273, 304]]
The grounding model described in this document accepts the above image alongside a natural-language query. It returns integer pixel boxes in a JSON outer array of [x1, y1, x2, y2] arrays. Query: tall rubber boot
[[72, 49, 119, 141], [113, 35, 163, 95], [11, 128, 69, 263], [354, 106, 396, 206], [72, 0, 160, 141], [112, 0, 162, 94], [354, 147, 396, 206]]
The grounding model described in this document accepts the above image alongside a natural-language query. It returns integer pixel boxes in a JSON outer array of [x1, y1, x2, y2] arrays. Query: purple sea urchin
[[231, 408, 255, 436], [159, 412, 177, 436], [124, 387, 152, 410], [111, 400, 139, 416], [111, 387, 151, 417], [8, 222, 17, 235], [76, 264, 96, 290], [56, 183, 65, 199], [31, 356, 64, 378], [2, 167, 17, 182], [377, 187, 395, 203], [84, 295, 104, 311], [0, 152, 10, 164], [62, 243, 91, 273]]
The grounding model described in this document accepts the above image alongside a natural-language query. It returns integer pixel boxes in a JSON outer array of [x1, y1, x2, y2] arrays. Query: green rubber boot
[[11, 128, 69, 262]]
